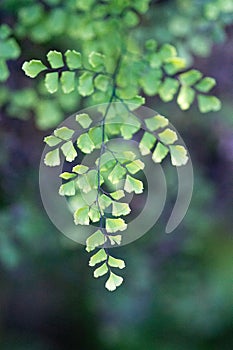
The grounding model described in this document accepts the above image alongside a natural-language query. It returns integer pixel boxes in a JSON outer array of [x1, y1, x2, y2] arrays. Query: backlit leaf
[[105, 271, 123, 291], [177, 86, 195, 110], [47, 50, 63, 68], [74, 206, 89, 225], [45, 72, 58, 93], [61, 141, 77, 162], [108, 256, 125, 269], [54, 126, 74, 140], [65, 49, 82, 69], [112, 202, 131, 217], [59, 180, 75, 196], [61, 71, 75, 93], [106, 218, 127, 233], [158, 129, 178, 144], [170, 145, 188, 166], [145, 114, 169, 131], [89, 248, 107, 266], [124, 175, 143, 194], [94, 262, 108, 278], [78, 72, 94, 96], [44, 148, 60, 166], [77, 133, 95, 153], [86, 229, 106, 252], [22, 60, 46, 78], [139, 132, 156, 155], [76, 113, 92, 128], [152, 142, 169, 163]]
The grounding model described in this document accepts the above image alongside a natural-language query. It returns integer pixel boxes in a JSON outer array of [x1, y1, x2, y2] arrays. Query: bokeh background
[[0, 1, 232, 349]]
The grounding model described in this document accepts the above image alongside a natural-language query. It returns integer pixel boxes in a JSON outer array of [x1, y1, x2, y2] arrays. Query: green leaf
[[76, 113, 92, 128], [139, 69, 162, 95], [108, 256, 125, 269], [152, 142, 169, 163], [108, 163, 126, 184], [77, 133, 95, 153], [125, 95, 145, 110], [76, 174, 91, 193], [110, 190, 125, 200], [126, 159, 145, 174], [54, 126, 74, 140], [88, 51, 105, 69], [59, 172, 76, 180], [74, 206, 89, 225], [0, 60, 9, 81], [164, 57, 186, 75], [148, 53, 162, 69], [124, 175, 143, 194], [99, 194, 112, 210], [158, 78, 179, 102], [159, 44, 177, 61], [89, 248, 107, 266], [22, 60, 47, 78], [72, 164, 88, 174], [88, 205, 101, 223], [94, 74, 110, 92], [65, 50, 82, 69], [145, 114, 169, 131], [47, 50, 63, 69], [158, 129, 178, 144], [139, 132, 156, 155], [61, 141, 77, 162], [195, 77, 216, 92], [61, 71, 75, 93], [93, 262, 108, 278], [106, 218, 127, 233], [112, 202, 131, 217], [170, 145, 188, 166], [86, 230, 106, 252], [45, 72, 58, 93], [59, 180, 76, 196], [179, 69, 203, 86], [177, 86, 195, 110], [44, 135, 61, 146], [89, 127, 103, 148], [44, 149, 60, 166], [105, 271, 123, 291], [120, 124, 139, 139], [78, 72, 94, 96], [197, 95, 221, 113], [108, 235, 122, 246]]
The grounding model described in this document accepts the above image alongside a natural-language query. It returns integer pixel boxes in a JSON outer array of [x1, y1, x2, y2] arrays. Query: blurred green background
[[0, 1, 232, 349]]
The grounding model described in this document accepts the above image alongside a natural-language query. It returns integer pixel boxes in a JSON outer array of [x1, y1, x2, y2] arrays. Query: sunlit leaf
[[65, 49, 82, 69], [54, 126, 74, 140], [74, 205, 89, 225], [106, 218, 127, 233], [93, 262, 108, 278], [158, 128, 178, 144], [59, 180, 75, 196], [22, 60, 46, 78], [76, 113, 92, 128], [86, 229, 106, 252], [47, 50, 63, 68], [124, 175, 143, 194], [170, 145, 188, 166], [44, 148, 60, 166], [105, 271, 123, 291], [89, 248, 107, 266], [108, 256, 125, 269], [61, 141, 77, 162], [152, 142, 169, 163]]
